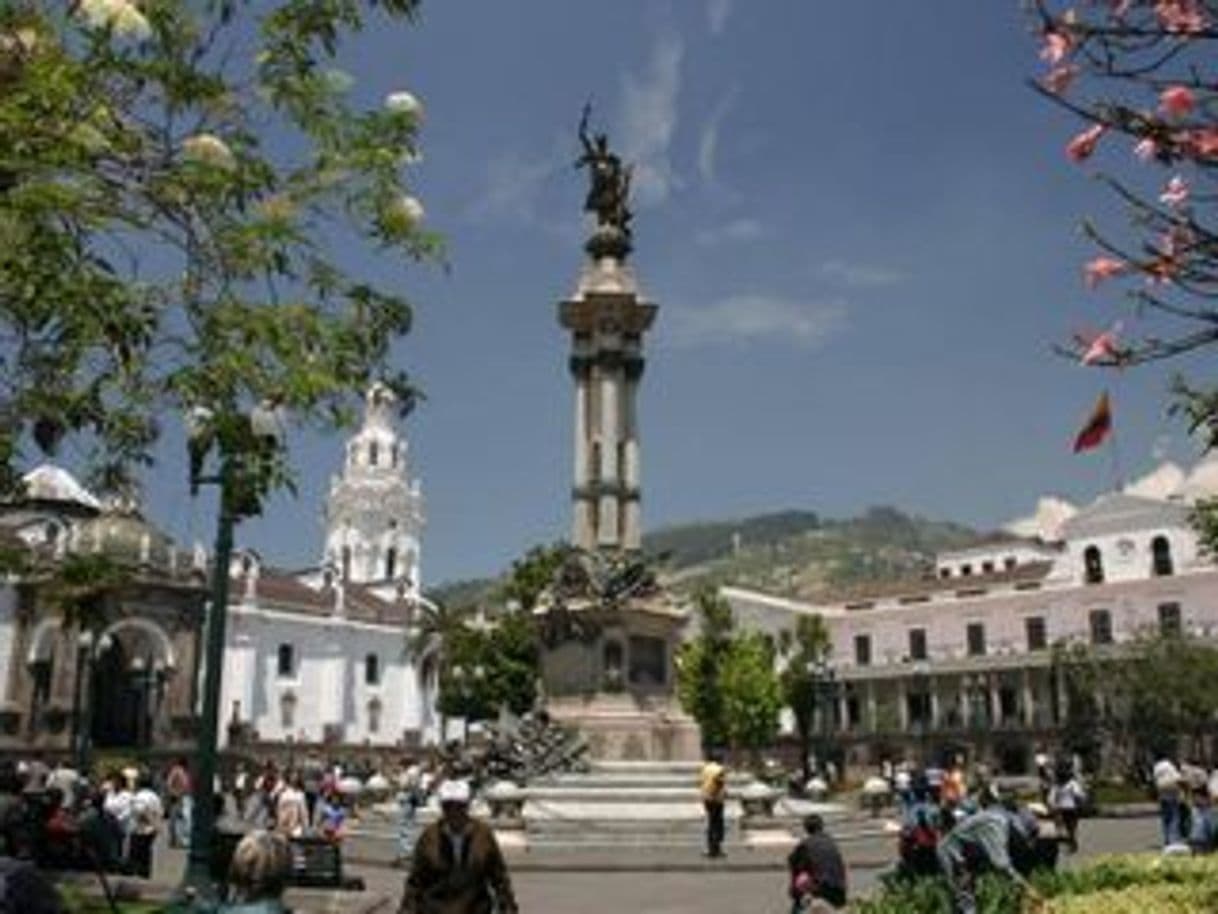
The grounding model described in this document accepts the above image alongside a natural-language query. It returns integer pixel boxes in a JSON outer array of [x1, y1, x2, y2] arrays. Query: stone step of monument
[[525, 785, 707, 802], [540, 771, 752, 789], [588, 760, 705, 776], [525, 800, 710, 822]]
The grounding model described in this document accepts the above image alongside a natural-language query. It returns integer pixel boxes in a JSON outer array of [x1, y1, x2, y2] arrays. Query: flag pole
[[1108, 390, 1124, 492]]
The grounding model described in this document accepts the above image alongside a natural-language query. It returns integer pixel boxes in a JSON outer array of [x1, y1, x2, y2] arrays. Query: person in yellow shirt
[[699, 752, 728, 858]]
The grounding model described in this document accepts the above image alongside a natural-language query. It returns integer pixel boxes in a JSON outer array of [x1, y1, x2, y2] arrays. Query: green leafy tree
[[0, 0, 436, 499], [676, 588, 735, 752], [779, 614, 831, 784], [438, 610, 539, 724], [499, 542, 570, 612], [720, 630, 782, 757], [1053, 633, 1218, 776]]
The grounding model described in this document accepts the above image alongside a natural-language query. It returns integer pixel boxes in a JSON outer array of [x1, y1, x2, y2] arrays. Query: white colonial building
[[724, 461, 1218, 775], [0, 385, 437, 763], [220, 384, 438, 751]]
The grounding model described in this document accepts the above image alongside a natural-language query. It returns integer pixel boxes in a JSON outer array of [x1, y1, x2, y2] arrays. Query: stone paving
[[63, 814, 1161, 914]]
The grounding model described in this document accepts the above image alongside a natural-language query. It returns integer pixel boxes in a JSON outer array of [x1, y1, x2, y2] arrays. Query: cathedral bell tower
[[322, 384, 424, 598]]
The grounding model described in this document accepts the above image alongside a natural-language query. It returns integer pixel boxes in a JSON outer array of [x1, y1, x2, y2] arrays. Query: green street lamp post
[[177, 405, 282, 906]]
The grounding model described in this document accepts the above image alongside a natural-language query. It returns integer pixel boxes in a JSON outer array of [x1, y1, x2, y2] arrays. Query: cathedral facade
[[0, 385, 438, 765], [219, 384, 438, 752]]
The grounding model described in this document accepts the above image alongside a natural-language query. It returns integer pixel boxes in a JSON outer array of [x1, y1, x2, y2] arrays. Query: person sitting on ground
[[937, 788, 1040, 914], [787, 814, 847, 911], [220, 830, 293, 914], [398, 779, 518, 914]]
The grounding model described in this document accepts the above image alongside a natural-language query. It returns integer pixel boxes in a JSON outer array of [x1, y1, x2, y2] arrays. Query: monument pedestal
[[536, 569, 702, 762], [546, 692, 701, 762]]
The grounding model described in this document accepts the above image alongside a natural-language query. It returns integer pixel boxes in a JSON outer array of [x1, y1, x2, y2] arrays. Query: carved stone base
[[546, 694, 701, 762]]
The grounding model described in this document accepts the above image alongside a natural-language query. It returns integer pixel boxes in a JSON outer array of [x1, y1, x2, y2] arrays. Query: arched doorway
[[89, 621, 173, 750]]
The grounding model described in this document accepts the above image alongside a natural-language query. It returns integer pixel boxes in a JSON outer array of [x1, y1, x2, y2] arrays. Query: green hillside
[[428, 506, 985, 607]]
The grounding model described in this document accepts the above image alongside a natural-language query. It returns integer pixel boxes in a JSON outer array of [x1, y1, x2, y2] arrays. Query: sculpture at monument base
[[533, 548, 701, 762]]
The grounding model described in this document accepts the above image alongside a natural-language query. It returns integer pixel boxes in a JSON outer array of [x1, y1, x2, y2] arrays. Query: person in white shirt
[[1153, 755, 1183, 847], [102, 770, 133, 866], [128, 773, 163, 878], [275, 773, 309, 837], [1048, 765, 1086, 852]]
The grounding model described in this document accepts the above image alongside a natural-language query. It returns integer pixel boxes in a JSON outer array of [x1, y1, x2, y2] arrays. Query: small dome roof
[[73, 499, 180, 574]]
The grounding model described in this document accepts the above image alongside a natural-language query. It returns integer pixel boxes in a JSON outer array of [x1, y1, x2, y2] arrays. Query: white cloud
[[707, 0, 733, 35], [620, 34, 683, 207], [1124, 461, 1187, 501], [697, 88, 738, 186], [695, 218, 764, 247], [819, 259, 907, 288], [466, 147, 559, 225], [1004, 496, 1077, 542], [665, 294, 847, 349]]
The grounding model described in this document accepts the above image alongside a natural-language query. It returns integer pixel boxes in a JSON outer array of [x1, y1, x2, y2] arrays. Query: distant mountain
[[655, 505, 982, 600], [428, 506, 985, 607]]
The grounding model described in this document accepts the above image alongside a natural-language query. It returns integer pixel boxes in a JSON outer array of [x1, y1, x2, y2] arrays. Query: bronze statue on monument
[[575, 102, 633, 258]]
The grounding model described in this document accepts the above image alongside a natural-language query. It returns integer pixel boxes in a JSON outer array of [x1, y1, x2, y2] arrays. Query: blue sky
[[136, 1, 1213, 585]]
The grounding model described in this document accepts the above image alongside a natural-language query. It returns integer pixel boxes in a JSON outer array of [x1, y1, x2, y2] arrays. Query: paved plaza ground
[[77, 813, 1162, 914]]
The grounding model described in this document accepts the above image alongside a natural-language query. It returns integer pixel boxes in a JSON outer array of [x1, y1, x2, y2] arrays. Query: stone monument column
[[562, 271, 654, 552], [534, 105, 699, 761]]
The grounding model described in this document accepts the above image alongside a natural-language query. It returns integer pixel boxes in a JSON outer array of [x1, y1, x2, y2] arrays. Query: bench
[[287, 835, 364, 891]]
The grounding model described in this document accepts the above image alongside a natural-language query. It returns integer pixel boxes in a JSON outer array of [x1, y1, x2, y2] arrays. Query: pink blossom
[[1081, 322, 1124, 366], [1155, 0, 1208, 34], [1084, 256, 1126, 289], [1160, 174, 1190, 207], [1066, 124, 1107, 162], [1159, 86, 1196, 118], [1133, 137, 1159, 161], [1043, 65, 1079, 96], [1040, 30, 1072, 65]]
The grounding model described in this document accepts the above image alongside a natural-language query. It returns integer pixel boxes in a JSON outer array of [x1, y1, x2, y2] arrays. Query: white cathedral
[[0, 385, 439, 759], [219, 384, 439, 751]]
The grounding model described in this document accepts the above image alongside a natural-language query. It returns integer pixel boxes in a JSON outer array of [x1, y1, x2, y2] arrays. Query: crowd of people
[[0, 756, 168, 878], [1150, 753, 1218, 853]]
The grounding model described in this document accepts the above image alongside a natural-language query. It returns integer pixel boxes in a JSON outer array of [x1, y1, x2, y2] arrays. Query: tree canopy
[[0, 0, 437, 501], [676, 589, 782, 754]]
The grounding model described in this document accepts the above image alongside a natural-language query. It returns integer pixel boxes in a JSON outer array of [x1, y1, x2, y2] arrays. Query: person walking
[[164, 757, 191, 848], [128, 773, 163, 879], [398, 779, 518, 914], [101, 771, 133, 870], [1154, 754, 1184, 847], [699, 751, 728, 859], [787, 814, 847, 910], [1048, 763, 1085, 853], [274, 774, 308, 838], [396, 764, 424, 866]]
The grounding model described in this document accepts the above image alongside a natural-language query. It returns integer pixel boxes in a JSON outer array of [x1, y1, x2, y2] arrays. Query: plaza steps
[[514, 760, 836, 850]]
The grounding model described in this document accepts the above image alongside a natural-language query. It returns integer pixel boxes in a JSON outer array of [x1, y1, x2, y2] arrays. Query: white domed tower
[[322, 384, 424, 599]]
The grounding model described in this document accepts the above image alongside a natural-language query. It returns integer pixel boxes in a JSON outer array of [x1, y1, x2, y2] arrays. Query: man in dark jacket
[[399, 779, 518, 914], [787, 814, 847, 910]]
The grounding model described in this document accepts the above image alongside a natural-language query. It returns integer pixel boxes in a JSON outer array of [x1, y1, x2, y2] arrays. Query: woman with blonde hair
[[221, 830, 293, 914]]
